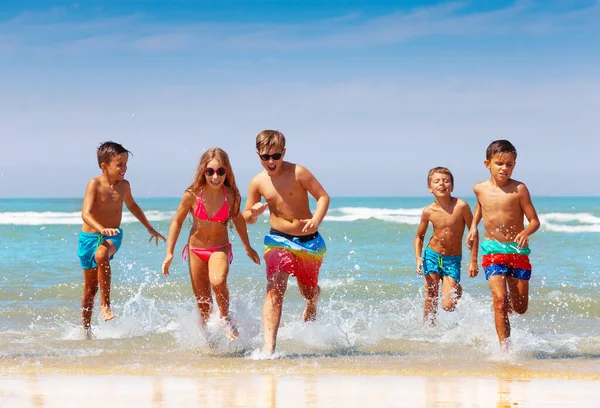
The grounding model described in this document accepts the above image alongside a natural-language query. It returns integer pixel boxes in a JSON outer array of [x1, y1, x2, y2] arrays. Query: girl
[[162, 148, 260, 341]]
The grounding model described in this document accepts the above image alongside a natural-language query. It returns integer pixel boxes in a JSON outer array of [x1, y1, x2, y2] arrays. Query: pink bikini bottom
[[182, 243, 233, 264]]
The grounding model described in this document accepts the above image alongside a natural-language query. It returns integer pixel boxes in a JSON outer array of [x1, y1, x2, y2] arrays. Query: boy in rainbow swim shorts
[[414, 167, 478, 325], [466, 140, 540, 351], [79, 141, 165, 335], [243, 130, 330, 357]]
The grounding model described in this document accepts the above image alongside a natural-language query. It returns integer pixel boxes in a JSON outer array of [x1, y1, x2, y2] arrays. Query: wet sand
[[1, 372, 599, 407]]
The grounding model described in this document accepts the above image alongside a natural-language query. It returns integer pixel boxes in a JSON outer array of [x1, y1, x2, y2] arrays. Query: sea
[[1, 196, 599, 377]]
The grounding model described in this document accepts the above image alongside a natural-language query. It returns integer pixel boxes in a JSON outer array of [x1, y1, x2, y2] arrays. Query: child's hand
[[148, 228, 166, 245], [251, 202, 268, 217], [468, 260, 478, 278], [416, 258, 423, 275], [465, 228, 478, 250], [514, 231, 529, 249], [101, 228, 120, 236], [246, 247, 261, 265], [300, 218, 319, 233], [162, 254, 173, 277]]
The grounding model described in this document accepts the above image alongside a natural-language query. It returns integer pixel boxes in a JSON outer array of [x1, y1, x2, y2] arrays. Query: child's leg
[[94, 241, 116, 322], [488, 275, 511, 345], [424, 274, 440, 323], [507, 277, 529, 314], [441, 276, 462, 312], [82, 267, 99, 331], [207, 248, 238, 341], [298, 281, 320, 322], [188, 253, 212, 326], [263, 271, 289, 356]]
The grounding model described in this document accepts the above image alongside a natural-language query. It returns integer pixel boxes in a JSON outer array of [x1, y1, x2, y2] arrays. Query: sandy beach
[[2, 354, 600, 408], [1, 372, 599, 407]]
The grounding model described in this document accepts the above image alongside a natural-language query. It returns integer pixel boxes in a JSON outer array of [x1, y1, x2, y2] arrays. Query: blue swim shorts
[[77, 228, 124, 270], [423, 246, 462, 283]]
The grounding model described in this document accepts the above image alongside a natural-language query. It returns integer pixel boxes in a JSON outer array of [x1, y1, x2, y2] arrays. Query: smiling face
[[428, 171, 454, 198], [485, 152, 516, 184], [257, 147, 286, 175], [101, 153, 128, 181], [203, 158, 227, 190]]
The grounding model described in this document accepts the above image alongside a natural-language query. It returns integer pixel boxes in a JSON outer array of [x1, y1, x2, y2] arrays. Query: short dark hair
[[486, 140, 517, 160], [427, 167, 454, 186], [97, 141, 131, 168]]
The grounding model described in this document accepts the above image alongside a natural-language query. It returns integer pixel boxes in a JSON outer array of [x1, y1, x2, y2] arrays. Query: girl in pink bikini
[[162, 148, 260, 341]]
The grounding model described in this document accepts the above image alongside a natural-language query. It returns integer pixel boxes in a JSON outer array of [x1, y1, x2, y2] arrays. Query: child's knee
[[492, 295, 509, 312], [94, 246, 110, 264], [83, 285, 98, 299]]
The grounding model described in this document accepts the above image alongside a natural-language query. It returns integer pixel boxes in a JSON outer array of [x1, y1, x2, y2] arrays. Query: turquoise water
[[1, 196, 599, 369]]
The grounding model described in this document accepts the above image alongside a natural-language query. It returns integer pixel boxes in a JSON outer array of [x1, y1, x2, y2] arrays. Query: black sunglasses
[[205, 167, 227, 177], [259, 152, 283, 161]]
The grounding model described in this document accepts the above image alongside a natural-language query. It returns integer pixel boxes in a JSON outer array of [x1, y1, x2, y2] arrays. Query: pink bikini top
[[193, 188, 229, 223]]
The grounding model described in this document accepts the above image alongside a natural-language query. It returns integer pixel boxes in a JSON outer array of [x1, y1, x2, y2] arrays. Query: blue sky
[[1, 0, 599, 198]]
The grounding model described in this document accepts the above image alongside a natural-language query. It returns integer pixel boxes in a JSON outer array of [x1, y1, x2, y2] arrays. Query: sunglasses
[[204, 167, 227, 177], [259, 152, 283, 161]]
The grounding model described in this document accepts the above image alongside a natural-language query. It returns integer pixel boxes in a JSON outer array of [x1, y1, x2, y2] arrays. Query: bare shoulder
[[455, 198, 470, 209], [473, 180, 488, 193], [421, 202, 435, 217]]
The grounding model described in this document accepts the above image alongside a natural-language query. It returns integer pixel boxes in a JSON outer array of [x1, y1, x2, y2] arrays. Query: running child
[[243, 130, 330, 357], [414, 167, 478, 325], [162, 147, 260, 342], [79, 141, 165, 333], [466, 140, 540, 350]]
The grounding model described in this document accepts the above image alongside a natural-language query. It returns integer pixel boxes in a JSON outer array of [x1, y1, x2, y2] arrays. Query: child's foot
[[101, 305, 115, 321], [220, 316, 239, 342], [302, 287, 320, 322]]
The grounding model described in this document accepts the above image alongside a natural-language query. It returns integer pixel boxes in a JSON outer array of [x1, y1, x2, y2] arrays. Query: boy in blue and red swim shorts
[[466, 140, 540, 351]]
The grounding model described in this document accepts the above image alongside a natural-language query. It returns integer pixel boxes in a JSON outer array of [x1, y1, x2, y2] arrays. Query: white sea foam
[[540, 212, 600, 233], [2, 207, 600, 233], [326, 207, 423, 224], [0, 210, 174, 225]]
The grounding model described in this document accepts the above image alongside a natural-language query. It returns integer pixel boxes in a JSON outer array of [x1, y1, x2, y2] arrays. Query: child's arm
[[162, 192, 195, 276], [414, 209, 430, 275], [81, 179, 118, 236], [465, 194, 482, 251], [231, 209, 261, 265], [123, 181, 166, 244], [514, 183, 540, 249], [242, 177, 267, 224], [462, 202, 479, 278], [297, 166, 330, 233]]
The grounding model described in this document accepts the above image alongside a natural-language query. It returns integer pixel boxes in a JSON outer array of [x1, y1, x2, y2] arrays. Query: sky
[[1, 0, 599, 198]]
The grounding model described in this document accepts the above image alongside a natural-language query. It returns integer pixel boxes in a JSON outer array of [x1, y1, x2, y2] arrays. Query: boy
[[78, 141, 165, 333], [243, 130, 330, 357], [414, 167, 478, 325], [466, 140, 540, 350]]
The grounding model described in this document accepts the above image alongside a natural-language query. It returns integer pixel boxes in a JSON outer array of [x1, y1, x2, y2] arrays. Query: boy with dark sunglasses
[[414, 167, 478, 326], [243, 129, 330, 357]]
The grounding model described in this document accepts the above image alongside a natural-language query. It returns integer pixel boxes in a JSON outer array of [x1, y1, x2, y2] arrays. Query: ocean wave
[[0, 211, 174, 226], [2, 208, 600, 232], [326, 207, 423, 224], [540, 212, 600, 233]]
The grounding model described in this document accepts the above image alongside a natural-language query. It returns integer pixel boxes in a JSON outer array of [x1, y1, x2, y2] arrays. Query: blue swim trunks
[[77, 229, 124, 269], [423, 247, 462, 283]]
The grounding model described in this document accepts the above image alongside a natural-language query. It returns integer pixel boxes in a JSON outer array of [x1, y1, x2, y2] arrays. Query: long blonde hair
[[188, 148, 241, 221]]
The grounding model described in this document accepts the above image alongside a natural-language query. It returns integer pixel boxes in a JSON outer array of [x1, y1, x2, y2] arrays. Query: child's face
[[204, 159, 227, 190], [428, 172, 453, 197], [485, 152, 516, 183], [257, 147, 285, 174], [102, 153, 128, 181]]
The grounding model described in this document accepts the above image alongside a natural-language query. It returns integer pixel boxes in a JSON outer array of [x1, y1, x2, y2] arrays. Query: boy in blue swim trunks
[[466, 140, 540, 350], [414, 167, 478, 325], [79, 141, 165, 333]]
